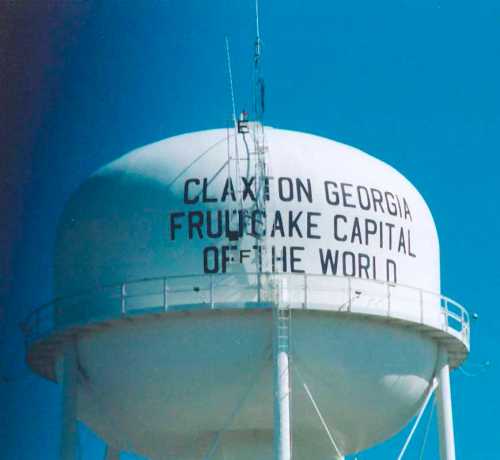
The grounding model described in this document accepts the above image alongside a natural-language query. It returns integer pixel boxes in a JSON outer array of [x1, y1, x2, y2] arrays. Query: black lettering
[[242, 177, 256, 201], [221, 178, 237, 202], [290, 246, 305, 273], [319, 249, 339, 274], [386, 222, 395, 250], [239, 249, 251, 263], [203, 247, 218, 273], [379, 221, 383, 249], [395, 194, 402, 217], [288, 211, 303, 238], [271, 246, 287, 272], [342, 251, 356, 277], [202, 178, 217, 203], [169, 212, 185, 240], [358, 253, 370, 279], [408, 229, 416, 258], [350, 217, 362, 244], [341, 183, 355, 208], [207, 211, 223, 238], [188, 211, 204, 239], [371, 188, 385, 213], [397, 227, 407, 254], [333, 215, 347, 242], [225, 210, 244, 240], [403, 198, 412, 221], [385, 192, 398, 216], [184, 178, 200, 204], [296, 178, 312, 203], [271, 211, 285, 237], [278, 177, 294, 202], [324, 181, 339, 205], [357, 186, 371, 210], [251, 209, 266, 237], [307, 212, 321, 239], [364, 219, 377, 245], [386, 259, 397, 283]]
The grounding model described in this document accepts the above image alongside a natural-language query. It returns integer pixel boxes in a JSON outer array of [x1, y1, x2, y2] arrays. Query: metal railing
[[21, 272, 470, 351]]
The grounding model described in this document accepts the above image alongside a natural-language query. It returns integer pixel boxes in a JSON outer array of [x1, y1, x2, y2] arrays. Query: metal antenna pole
[[436, 346, 456, 460], [59, 340, 78, 460], [273, 278, 291, 460], [251, 4, 289, 457], [251, 0, 268, 275]]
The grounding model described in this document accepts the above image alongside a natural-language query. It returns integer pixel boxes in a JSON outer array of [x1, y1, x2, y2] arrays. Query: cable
[[457, 364, 490, 377], [167, 136, 231, 189], [202, 347, 272, 460], [396, 378, 438, 460], [255, 0, 261, 44], [293, 363, 343, 458], [225, 36, 237, 128], [418, 397, 436, 460]]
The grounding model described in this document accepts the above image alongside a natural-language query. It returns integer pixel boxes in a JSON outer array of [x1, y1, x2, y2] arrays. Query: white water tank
[[26, 127, 469, 459]]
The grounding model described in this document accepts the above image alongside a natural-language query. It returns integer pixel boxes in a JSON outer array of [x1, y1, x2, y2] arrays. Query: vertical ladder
[[276, 302, 290, 354]]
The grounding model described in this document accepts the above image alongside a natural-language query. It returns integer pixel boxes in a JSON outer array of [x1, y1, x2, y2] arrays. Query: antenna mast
[[252, 0, 269, 276], [250, 5, 293, 460], [225, 36, 245, 212]]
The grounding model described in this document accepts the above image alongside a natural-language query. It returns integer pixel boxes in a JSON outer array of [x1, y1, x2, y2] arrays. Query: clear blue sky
[[1, 1, 499, 459]]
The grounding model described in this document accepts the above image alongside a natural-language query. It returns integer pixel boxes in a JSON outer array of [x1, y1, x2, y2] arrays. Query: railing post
[[163, 277, 168, 312], [419, 289, 424, 324], [257, 271, 262, 303], [444, 300, 449, 332], [347, 277, 352, 312], [210, 275, 215, 309], [121, 283, 127, 315], [464, 309, 469, 343], [387, 282, 391, 318], [303, 273, 308, 309]]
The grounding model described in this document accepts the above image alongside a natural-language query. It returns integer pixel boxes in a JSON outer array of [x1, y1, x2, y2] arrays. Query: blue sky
[[1, 1, 499, 459]]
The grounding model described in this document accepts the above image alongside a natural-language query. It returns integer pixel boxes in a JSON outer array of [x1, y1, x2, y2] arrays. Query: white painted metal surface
[[53, 128, 442, 327], [396, 378, 437, 460], [22, 128, 469, 460], [436, 347, 456, 460], [23, 272, 470, 367]]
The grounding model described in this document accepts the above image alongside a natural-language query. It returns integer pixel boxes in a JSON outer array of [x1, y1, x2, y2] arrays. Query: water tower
[[22, 123, 469, 460], [22, 5, 469, 460]]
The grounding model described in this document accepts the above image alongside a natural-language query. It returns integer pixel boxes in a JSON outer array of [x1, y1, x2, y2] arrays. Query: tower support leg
[[273, 280, 291, 460], [59, 341, 78, 460], [436, 346, 456, 460], [274, 348, 291, 460]]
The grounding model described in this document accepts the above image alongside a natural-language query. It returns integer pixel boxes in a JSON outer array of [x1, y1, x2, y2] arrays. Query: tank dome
[[55, 128, 439, 298]]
